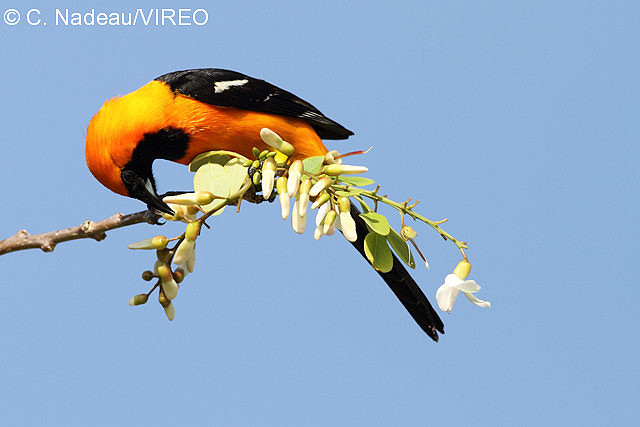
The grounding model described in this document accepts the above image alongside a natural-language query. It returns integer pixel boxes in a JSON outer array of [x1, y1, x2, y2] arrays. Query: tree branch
[[0, 210, 161, 256]]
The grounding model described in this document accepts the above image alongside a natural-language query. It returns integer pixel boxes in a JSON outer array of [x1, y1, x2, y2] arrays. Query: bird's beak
[[139, 179, 175, 215]]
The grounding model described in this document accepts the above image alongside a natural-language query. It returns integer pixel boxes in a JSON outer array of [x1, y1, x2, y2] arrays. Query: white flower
[[436, 264, 491, 313]]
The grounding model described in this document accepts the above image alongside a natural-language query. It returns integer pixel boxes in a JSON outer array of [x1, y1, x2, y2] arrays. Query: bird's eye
[[122, 170, 136, 184]]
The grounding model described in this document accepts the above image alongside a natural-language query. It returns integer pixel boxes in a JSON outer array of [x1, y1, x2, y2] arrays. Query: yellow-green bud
[[141, 270, 155, 281], [242, 159, 253, 167], [338, 196, 350, 213], [156, 264, 173, 282], [259, 149, 269, 160], [322, 164, 369, 176], [186, 205, 200, 216], [158, 292, 171, 309], [400, 225, 418, 241], [196, 191, 215, 205], [323, 210, 337, 233], [311, 191, 330, 210], [276, 176, 288, 195], [453, 260, 471, 280], [252, 147, 261, 158], [252, 159, 260, 169], [252, 171, 261, 186], [151, 235, 168, 249], [128, 294, 149, 306], [185, 222, 201, 241]]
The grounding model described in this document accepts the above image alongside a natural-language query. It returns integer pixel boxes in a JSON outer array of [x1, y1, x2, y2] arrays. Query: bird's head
[[85, 88, 175, 215]]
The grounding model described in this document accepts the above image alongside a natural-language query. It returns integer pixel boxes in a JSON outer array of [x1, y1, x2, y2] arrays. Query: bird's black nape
[[347, 202, 444, 341]]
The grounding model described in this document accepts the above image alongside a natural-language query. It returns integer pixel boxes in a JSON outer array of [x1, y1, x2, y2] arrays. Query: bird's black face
[[121, 169, 174, 215]]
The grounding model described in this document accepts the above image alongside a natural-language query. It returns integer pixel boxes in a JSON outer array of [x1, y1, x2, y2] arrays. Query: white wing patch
[[214, 79, 249, 93]]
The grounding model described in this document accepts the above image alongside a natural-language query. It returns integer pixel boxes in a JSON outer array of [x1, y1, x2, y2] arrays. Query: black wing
[[155, 68, 354, 140]]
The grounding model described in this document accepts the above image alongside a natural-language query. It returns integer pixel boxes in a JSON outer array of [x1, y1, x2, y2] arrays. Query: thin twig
[[0, 210, 160, 256]]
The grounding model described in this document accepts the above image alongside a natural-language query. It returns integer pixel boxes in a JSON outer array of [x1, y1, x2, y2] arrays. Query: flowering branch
[[0, 210, 160, 256]]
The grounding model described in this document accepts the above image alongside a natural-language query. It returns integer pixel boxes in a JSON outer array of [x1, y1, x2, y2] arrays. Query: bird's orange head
[[85, 82, 181, 214]]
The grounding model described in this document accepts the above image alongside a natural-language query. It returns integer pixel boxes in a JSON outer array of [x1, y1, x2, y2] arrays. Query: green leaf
[[302, 156, 325, 174], [193, 162, 229, 216], [335, 188, 365, 197], [386, 228, 415, 269], [357, 198, 373, 213], [359, 212, 390, 236], [364, 232, 393, 273], [337, 176, 375, 186], [189, 150, 250, 172], [189, 153, 230, 172], [225, 158, 250, 198]]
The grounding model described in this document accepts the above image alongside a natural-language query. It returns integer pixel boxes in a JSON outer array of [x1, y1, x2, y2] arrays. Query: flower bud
[[128, 294, 149, 306], [322, 164, 368, 176], [158, 290, 171, 307], [164, 302, 175, 321], [287, 160, 303, 197], [173, 268, 185, 283], [196, 191, 215, 205], [173, 239, 195, 265], [156, 264, 173, 282], [324, 150, 342, 165], [260, 128, 295, 156], [315, 202, 331, 227], [322, 210, 337, 234], [163, 192, 212, 206], [127, 237, 158, 250], [276, 177, 290, 220], [152, 235, 168, 249], [311, 192, 330, 210], [252, 171, 262, 186], [453, 260, 471, 280], [337, 196, 351, 213], [298, 178, 311, 217], [185, 222, 201, 241], [252, 147, 261, 158], [185, 248, 196, 273], [259, 149, 269, 160], [314, 226, 324, 240], [141, 270, 155, 281], [162, 279, 179, 300], [291, 199, 307, 234], [252, 159, 260, 169], [309, 176, 332, 197], [400, 225, 418, 241], [261, 157, 277, 199]]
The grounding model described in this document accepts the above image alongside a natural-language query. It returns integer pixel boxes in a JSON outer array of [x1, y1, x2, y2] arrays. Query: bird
[[86, 68, 444, 340]]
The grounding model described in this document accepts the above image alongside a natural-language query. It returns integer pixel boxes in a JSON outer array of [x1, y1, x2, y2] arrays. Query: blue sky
[[1, 1, 638, 425]]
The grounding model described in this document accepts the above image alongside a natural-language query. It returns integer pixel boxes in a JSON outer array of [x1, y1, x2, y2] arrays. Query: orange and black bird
[[86, 68, 444, 340]]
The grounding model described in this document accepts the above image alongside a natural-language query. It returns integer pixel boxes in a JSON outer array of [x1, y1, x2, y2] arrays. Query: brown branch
[[0, 210, 161, 256]]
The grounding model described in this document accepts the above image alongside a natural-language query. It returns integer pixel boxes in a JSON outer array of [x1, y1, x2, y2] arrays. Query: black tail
[[347, 203, 444, 341]]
